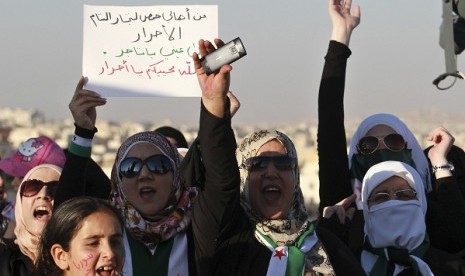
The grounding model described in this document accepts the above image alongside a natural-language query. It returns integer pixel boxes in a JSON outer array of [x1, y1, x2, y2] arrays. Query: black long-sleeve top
[[193, 99, 364, 275], [317, 40, 465, 254], [317, 40, 353, 215]]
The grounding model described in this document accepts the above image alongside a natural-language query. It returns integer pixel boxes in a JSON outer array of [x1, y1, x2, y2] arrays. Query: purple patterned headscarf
[[110, 131, 197, 250]]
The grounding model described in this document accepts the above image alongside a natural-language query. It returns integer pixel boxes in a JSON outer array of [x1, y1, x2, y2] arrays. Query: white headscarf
[[348, 113, 431, 209], [361, 161, 432, 275]]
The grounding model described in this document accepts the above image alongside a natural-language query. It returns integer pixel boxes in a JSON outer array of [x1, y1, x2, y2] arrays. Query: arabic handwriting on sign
[[146, 59, 176, 79], [115, 48, 147, 58], [186, 43, 196, 57], [146, 48, 156, 56], [98, 61, 109, 75], [159, 46, 184, 57], [132, 26, 182, 43], [113, 44, 196, 58], [116, 49, 131, 57], [178, 61, 195, 76], [97, 59, 196, 79], [139, 13, 162, 22], [89, 8, 207, 28], [89, 12, 112, 27], [118, 12, 138, 24], [164, 25, 181, 41]]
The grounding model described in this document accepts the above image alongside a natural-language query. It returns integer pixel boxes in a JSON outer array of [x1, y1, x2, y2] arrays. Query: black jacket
[[0, 239, 32, 276], [192, 101, 365, 275], [56, 127, 198, 275], [317, 40, 465, 254]]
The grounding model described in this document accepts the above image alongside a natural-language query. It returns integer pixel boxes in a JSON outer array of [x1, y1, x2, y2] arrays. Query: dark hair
[[34, 196, 124, 276], [154, 126, 189, 149]]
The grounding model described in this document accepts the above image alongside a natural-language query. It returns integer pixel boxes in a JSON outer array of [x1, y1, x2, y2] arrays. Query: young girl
[[34, 196, 125, 276]]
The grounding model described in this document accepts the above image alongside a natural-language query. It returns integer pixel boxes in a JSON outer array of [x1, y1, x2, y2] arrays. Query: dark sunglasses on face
[[368, 188, 417, 206], [243, 156, 296, 172], [119, 154, 173, 178], [20, 179, 59, 198], [356, 133, 406, 155]]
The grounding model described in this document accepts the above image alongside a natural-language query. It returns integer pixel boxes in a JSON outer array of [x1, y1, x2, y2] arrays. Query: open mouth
[[139, 186, 156, 199], [96, 266, 116, 276], [33, 206, 52, 220], [262, 184, 281, 201]]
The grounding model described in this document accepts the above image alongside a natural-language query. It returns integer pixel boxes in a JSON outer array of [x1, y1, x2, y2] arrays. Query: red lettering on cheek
[[73, 254, 94, 270], [73, 262, 83, 270]]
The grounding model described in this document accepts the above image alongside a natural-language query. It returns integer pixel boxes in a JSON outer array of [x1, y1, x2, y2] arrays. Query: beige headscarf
[[237, 129, 334, 274], [14, 164, 62, 261]]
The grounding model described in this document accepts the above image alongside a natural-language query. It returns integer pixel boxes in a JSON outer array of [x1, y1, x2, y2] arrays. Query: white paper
[[83, 5, 218, 97]]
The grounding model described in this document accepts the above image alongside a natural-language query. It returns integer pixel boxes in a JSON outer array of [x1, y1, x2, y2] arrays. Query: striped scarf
[[362, 236, 432, 275]]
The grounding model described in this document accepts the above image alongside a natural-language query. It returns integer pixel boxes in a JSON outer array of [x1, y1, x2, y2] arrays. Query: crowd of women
[[0, 0, 465, 275]]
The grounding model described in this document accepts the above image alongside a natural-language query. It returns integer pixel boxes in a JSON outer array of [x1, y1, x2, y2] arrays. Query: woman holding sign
[[57, 36, 245, 274], [60, 80, 199, 275]]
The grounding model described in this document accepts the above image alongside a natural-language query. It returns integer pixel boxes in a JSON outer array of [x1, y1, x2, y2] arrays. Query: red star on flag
[[274, 248, 286, 260]]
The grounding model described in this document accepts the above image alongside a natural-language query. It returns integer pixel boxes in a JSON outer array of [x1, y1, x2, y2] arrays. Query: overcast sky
[[1, 0, 464, 126]]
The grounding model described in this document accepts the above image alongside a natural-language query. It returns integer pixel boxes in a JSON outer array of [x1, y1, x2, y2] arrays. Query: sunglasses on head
[[20, 179, 59, 198], [243, 156, 296, 172], [356, 133, 406, 155], [119, 154, 173, 178]]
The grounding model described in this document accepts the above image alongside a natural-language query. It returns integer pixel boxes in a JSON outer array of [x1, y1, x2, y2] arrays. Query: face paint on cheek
[[73, 254, 94, 271]]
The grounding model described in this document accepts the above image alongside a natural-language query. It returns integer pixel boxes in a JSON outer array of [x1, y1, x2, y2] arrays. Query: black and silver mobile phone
[[201, 37, 247, 75]]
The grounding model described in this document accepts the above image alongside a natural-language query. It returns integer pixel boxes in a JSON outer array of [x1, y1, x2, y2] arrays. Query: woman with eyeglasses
[[359, 161, 463, 275], [0, 164, 61, 275], [318, 0, 465, 255]]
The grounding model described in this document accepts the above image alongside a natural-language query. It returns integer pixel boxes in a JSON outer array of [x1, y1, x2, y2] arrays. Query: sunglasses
[[20, 179, 59, 198], [368, 188, 417, 206], [356, 133, 406, 155], [243, 156, 296, 172], [119, 154, 173, 178]]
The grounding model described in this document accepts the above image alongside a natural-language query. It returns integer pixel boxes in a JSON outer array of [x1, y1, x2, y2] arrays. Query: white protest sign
[[83, 5, 218, 97]]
